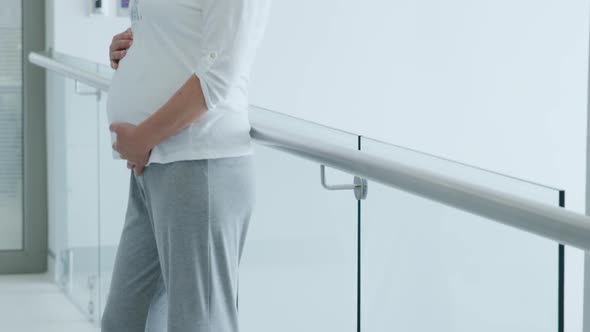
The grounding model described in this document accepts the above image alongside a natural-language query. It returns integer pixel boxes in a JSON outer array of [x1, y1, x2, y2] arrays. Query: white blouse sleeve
[[194, 0, 270, 111]]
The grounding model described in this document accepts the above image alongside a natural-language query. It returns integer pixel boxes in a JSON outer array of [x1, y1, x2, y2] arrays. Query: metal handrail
[[28, 50, 590, 252], [29, 52, 111, 92]]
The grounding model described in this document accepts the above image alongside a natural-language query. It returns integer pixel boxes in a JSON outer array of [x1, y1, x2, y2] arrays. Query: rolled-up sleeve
[[194, 0, 269, 111]]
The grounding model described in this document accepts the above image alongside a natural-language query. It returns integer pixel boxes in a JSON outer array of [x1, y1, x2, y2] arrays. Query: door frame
[[0, 0, 47, 274]]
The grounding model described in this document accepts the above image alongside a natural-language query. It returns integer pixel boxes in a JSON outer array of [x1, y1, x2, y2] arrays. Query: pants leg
[[145, 275, 168, 332], [101, 172, 163, 332], [141, 157, 255, 332]]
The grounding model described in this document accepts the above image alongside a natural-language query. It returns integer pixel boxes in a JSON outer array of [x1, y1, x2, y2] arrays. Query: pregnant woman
[[101, 0, 270, 331]]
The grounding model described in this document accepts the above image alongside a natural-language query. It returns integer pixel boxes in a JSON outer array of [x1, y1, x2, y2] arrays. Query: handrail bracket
[[321, 165, 368, 200]]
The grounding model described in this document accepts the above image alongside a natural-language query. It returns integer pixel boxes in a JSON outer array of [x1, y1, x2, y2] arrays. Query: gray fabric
[[101, 156, 255, 332]]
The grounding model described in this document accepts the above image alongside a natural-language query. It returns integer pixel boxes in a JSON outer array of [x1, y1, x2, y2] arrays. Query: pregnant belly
[[106, 47, 193, 126]]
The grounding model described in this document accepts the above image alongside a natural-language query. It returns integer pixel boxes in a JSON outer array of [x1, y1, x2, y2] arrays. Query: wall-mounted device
[[117, 0, 131, 17], [91, 0, 107, 15]]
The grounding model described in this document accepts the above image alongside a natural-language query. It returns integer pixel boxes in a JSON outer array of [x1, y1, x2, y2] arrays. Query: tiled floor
[[0, 273, 99, 332]]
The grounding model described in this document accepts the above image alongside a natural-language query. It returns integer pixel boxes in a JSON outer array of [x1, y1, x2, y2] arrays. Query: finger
[[110, 35, 129, 53], [110, 40, 127, 53], [111, 60, 119, 70], [109, 123, 119, 132], [112, 34, 133, 47], [127, 161, 135, 170], [113, 31, 132, 43], [111, 34, 122, 51], [110, 50, 127, 62], [112, 39, 133, 52], [134, 164, 145, 176]]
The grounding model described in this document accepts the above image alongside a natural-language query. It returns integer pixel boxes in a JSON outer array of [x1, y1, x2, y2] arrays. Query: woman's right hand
[[110, 28, 133, 70]]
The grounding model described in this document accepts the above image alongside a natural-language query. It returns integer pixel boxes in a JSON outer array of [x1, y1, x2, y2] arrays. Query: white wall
[[45, 0, 589, 331], [49, 0, 129, 65]]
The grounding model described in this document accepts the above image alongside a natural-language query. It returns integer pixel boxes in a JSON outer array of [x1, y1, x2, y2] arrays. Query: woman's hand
[[110, 28, 133, 70], [110, 123, 152, 176]]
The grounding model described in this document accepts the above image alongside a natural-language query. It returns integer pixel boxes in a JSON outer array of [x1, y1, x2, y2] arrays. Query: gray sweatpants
[[101, 157, 255, 332]]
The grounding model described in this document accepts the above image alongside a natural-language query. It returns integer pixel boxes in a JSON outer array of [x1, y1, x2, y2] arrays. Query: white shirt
[[107, 0, 271, 164]]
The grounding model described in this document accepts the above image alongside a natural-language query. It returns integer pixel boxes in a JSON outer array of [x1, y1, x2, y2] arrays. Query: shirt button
[[209, 52, 218, 61]]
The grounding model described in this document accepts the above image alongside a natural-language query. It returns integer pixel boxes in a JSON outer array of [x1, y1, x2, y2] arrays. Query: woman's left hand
[[110, 122, 152, 175]]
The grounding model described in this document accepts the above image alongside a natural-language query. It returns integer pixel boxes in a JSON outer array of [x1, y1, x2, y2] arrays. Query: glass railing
[[35, 51, 565, 331], [360, 136, 562, 332], [247, 107, 563, 332]]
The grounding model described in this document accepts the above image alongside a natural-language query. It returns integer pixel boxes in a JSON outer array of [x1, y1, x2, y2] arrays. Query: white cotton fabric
[[106, 0, 271, 164]]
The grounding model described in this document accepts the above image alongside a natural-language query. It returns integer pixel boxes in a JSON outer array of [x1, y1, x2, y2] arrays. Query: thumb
[[109, 123, 121, 133], [134, 164, 145, 176]]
